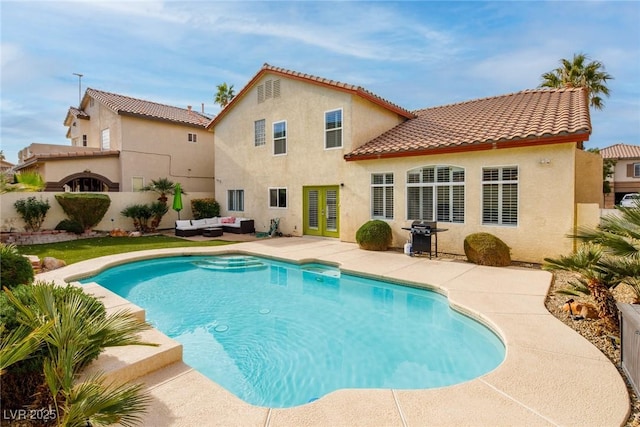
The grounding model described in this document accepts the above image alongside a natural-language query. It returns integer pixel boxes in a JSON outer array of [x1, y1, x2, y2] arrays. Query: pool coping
[[36, 237, 630, 426]]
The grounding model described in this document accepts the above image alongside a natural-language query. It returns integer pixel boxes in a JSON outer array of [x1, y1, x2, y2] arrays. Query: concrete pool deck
[[37, 237, 630, 426]]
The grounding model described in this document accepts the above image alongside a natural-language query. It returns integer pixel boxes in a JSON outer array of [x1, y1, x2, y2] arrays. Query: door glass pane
[[308, 190, 319, 229], [326, 190, 337, 231]]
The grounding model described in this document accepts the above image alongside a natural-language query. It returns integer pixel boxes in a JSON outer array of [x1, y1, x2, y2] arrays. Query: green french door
[[303, 186, 339, 238]]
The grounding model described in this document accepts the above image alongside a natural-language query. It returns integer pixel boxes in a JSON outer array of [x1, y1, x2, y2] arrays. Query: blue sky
[[1, 1, 639, 164]]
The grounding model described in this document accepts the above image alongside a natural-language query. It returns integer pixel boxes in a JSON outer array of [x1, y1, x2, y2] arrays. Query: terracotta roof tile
[[600, 143, 640, 159], [345, 88, 591, 160], [85, 88, 211, 127]]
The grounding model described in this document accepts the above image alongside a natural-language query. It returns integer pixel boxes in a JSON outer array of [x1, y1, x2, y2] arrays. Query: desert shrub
[[55, 219, 84, 234], [191, 198, 220, 219], [55, 193, 111, 232], [14, 196, 50, 231], [0, 244, 34, 290], [464, 232, 511, 267], [356, 220, 392, 251], [149, 201, 169, 231], [121, 203, 153, 232]]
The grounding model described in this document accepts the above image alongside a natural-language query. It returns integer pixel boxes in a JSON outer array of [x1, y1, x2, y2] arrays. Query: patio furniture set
[[175, 217, 255, 237]]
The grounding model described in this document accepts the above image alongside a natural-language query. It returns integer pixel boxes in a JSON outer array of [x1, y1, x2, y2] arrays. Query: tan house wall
[[119, 116, 214, 192], [1, 191, 214, 233], [574, 148, 603, 205], [36, 157, 120, 186], [343, 143, 592, 263], [213, 72, 405, 234]]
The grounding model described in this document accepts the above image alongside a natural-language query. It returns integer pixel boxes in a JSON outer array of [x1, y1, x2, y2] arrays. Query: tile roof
[[208, 63, 414, 128], [600, 143, 640, 159], [15, 149, 120, 171], [85, 88, 211, 128], [345, 87, 591, 161]]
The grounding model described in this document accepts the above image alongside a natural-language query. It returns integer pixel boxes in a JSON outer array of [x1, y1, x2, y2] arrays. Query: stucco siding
[[575, 148, 603, 204], [213, 73, 404, 235]]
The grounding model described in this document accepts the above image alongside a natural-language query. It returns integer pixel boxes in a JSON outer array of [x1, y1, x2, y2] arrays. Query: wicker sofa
[[175, 217, 255, 236]]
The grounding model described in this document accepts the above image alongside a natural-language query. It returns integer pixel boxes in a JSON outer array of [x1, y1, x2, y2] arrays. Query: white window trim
[[101, 128, 110, 150], [324, 108, 343, 150], [405, 165, 465, 223], [254, 119, 266, 147], [228, 189, 244, 212], [268, 187, 288, 209], [273, 120, 287, 156], [188, 133, 197, 143], [634, 163, 640, 178], [481, 165, 519, 227], [371, 172, 394, 220]]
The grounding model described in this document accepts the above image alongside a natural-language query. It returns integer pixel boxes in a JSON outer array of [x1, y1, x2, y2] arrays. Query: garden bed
[[1, 230, 104, 246]]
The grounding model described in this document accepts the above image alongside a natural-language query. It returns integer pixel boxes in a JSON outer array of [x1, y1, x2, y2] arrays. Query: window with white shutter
[[406, 166, 464, 223], [482, 166, 518, 226]]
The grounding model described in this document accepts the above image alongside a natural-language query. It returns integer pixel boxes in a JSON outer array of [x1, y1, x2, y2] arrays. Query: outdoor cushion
[[175, 220, 193, 229], [204, 218, 219, 225], [191, 219, 208, 228]]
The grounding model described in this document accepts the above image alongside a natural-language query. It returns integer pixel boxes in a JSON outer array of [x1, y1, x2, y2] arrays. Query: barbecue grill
[[402, 220, 446, 258]]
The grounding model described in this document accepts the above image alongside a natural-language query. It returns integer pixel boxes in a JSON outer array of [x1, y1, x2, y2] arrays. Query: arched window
[[406, 165, 464, 223]]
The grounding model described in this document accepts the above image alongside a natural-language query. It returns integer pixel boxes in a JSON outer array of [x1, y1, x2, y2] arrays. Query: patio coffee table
[[202, 227, 223, 237]]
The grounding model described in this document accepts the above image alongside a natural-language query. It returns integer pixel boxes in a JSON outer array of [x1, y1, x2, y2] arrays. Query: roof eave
[[344, 133, 590, 162]]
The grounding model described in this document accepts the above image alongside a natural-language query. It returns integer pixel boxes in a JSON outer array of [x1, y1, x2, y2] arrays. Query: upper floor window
[[132, 176, 144, 192], [228, 189, 244, 211], [325, 109, 342, 149], [82, 135, 87, 147], [269, 187, 287, 208], [633, 163, 640, 178], [101, 128, 110, 150], [406, 165, 465, 223], [371, 173, 394, 219], [188, 133, 197, 143], [273, 121, 287, 155], [255, 119, 266, 147], [482, 166, 518, 226]]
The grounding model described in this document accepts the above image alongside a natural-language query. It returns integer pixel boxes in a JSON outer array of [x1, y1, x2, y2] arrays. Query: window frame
[[324, 108, 343, 150], [101, 128, 110, 150], [405, 165, 465, 223], [371, 172, 394, 220], [273, 120, 287, 156], [188, 133, 197, 143], [634, 163, 640, 178], [481, 166, 519, 226], [132, 176, 144, 192], [254, 119, 266, 147], [227, 189, 245, 212], [269, 187, 287, 209]]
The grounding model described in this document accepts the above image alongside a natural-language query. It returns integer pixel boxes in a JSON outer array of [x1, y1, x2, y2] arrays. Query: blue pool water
[[80, 255, 505, 408]]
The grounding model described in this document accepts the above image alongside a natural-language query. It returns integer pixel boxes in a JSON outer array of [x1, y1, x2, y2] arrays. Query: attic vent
[[257, 79, 282, 104], [273, 79, 281, 98]]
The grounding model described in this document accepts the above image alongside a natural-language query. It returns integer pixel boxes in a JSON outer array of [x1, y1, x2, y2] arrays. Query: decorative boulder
[[463, 233, 511, 267], [356, 220, 392, 251], [42, 257, 67, 271]]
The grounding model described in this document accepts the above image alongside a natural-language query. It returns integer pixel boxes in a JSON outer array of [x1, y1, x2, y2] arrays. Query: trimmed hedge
[[464, 232, 511, 267], [55, 193, 111, 231], [356, 220, 392, 251]]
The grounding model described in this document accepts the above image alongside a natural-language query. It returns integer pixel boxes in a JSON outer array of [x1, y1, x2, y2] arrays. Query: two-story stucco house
[[210, 64, 602, 263], [15, 88, 214, 192], [600, 143, 640, 207]]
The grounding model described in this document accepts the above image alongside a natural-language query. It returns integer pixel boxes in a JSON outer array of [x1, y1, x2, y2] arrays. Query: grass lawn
[[16, 235, 236, 265]]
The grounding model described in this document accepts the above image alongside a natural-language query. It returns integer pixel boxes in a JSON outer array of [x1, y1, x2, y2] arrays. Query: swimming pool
[[81, 254, 505, 408]]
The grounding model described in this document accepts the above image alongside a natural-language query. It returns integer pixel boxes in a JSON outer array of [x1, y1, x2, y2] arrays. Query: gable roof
[[207, 63, 414, 129], [76, 88, 211, 128], [345, 87, 591, 161], [600, 143, 640, 159]]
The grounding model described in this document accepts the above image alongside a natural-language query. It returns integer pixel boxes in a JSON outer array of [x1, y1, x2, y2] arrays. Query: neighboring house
[[15, 88, 214, 192], [209, 64, 601, 263], [1, 158, 15, 173], [600, 143, 640, 207]]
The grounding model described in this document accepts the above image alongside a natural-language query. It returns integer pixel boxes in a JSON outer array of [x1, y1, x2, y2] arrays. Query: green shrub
[[55, 193, 111, 232], [55, 219, 84, 234], [121, 203, 153, 232], [356, 220, 393, 251], [14, 196, 50, 231], [464, 232, 511, 267], [149, 201, 169, 231], [191, 198, 220, 219], [0, 244, 34, 290]]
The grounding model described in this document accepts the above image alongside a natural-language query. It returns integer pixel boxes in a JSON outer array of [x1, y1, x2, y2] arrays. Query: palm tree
[[539, 52, 613, 110], [214, 82, 235, 108], [142, 177, 175, 205], [2, 283, 155, 425]]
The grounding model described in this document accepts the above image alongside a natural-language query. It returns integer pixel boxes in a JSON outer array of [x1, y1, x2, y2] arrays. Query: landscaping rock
[[463, 232, 511, 266], [42, 257, 66, 271]]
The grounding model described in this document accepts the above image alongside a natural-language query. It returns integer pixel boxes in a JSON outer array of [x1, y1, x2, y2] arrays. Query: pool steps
[[77, 282, 183, 386], [192, 255, 267, 271]]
